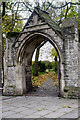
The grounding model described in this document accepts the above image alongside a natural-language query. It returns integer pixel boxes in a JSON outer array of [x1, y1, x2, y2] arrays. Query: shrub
[[38, 61, 46, 72]]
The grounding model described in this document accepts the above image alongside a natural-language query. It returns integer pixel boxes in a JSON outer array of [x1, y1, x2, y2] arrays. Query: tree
[[2, 2, 5, 17], [50, 47, 58, 72], [1, 1, 80, 30], [33, 48, 39, 76], [1, 2, 24, 90], [0, 6, 2, 92], [2, 14, 23, 34], [33, 40, 47, 76], [51, 1, 80, 29]]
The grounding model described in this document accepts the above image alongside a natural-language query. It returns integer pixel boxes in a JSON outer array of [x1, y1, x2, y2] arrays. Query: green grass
[[38, 72, 45, 76]]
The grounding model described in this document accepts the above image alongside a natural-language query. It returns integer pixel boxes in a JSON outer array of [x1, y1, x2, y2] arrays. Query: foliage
[[2, 1, 80, 33], [44, 61, 58, 70], [50, 48, 58, 72], [6, 32, 20, 38], [2, 14, 23, 34], [32, 73, 48, 87], [54, 2, 80, 29], [50, 47, 58, 57], [67, 6, 80, 30], [38, 61, 46, 72], [32, 61, 46, 75], [41, 0, 80, 30], [2, 2, 24, 35], [13, 17, 24, 32], [32, 71, 58, 88], [5, 2, 14, 11], [38, 71, 45, 76], [44, 61, 52, 69], [2, 1, 80, 35], [49, 61, 58, 73]]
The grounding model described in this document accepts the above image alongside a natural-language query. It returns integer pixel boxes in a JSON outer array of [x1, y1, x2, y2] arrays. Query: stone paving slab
[[2, 96, 79, 119], [60, 108, 78, 118]]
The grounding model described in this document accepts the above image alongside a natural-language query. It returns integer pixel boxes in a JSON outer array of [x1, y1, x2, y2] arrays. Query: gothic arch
[[15, 32, 65, 96]]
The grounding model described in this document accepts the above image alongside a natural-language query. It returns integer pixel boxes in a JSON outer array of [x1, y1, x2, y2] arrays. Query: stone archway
[[3, 7, 79, 98], [16, 32, 64, 97]]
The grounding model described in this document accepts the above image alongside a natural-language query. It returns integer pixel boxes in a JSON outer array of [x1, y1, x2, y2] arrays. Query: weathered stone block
[[64, 87, 79, 98]]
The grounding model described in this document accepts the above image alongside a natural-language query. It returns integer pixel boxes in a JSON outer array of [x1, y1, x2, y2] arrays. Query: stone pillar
[[4, 32, 33, 95], [3, 35, 24, 95], [15, 63, 26, 95], [78, 40, 80, 99], [62, 17, 79, 98], [3, 37, 16, 95]]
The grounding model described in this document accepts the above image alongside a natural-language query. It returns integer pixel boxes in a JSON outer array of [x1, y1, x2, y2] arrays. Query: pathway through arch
[[27, 76, 59, 97]]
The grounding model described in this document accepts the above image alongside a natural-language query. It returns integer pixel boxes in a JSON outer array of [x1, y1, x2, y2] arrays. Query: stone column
[[78, 0, 80, 99], [3, 37, 16, 95], [62, 17, 79, 98]]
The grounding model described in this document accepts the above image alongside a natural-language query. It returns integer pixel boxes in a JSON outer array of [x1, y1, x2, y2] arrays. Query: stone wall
[[62, 18, 79, 98], [78, 30, 80, 98]]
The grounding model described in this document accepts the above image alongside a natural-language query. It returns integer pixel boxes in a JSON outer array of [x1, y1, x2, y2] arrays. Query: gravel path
[[27, 77, 59, 97]]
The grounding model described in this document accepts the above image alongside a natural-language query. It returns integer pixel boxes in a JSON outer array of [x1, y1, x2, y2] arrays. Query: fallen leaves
[[38, 108, 46, 111], [2, 104, 5, 105], [62, 105, 66, 108], [38, 109, 42, 111], [48, 71, 58, 87], [62, 105, 71, 108], [32, 73, 49, 87], [67, 106, 71, 108], [32, 71, 58, 88]]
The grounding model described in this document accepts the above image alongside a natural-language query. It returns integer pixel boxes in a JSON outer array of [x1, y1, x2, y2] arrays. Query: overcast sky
[[32, 42, 54, 62]]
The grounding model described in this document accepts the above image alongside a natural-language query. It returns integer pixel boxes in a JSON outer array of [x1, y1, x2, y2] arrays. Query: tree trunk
[[33, 40, 47, 76], [0, 6, 2, 94], [33, 48, 39, 76], [2, 2, 5, 90], [55, 56, 57, 72], [1, 2, 5, 93], [2, 2, 5, 17]]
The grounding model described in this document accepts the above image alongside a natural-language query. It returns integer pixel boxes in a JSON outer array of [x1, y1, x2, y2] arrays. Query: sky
[[32, 42, 55, 62], [29, 0, 79, 4]]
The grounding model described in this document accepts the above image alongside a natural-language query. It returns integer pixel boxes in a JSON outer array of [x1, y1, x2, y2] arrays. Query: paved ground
[[2, 96, 79, 119], [0, 96, 2, 119], [1, 77, 80, 119]]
